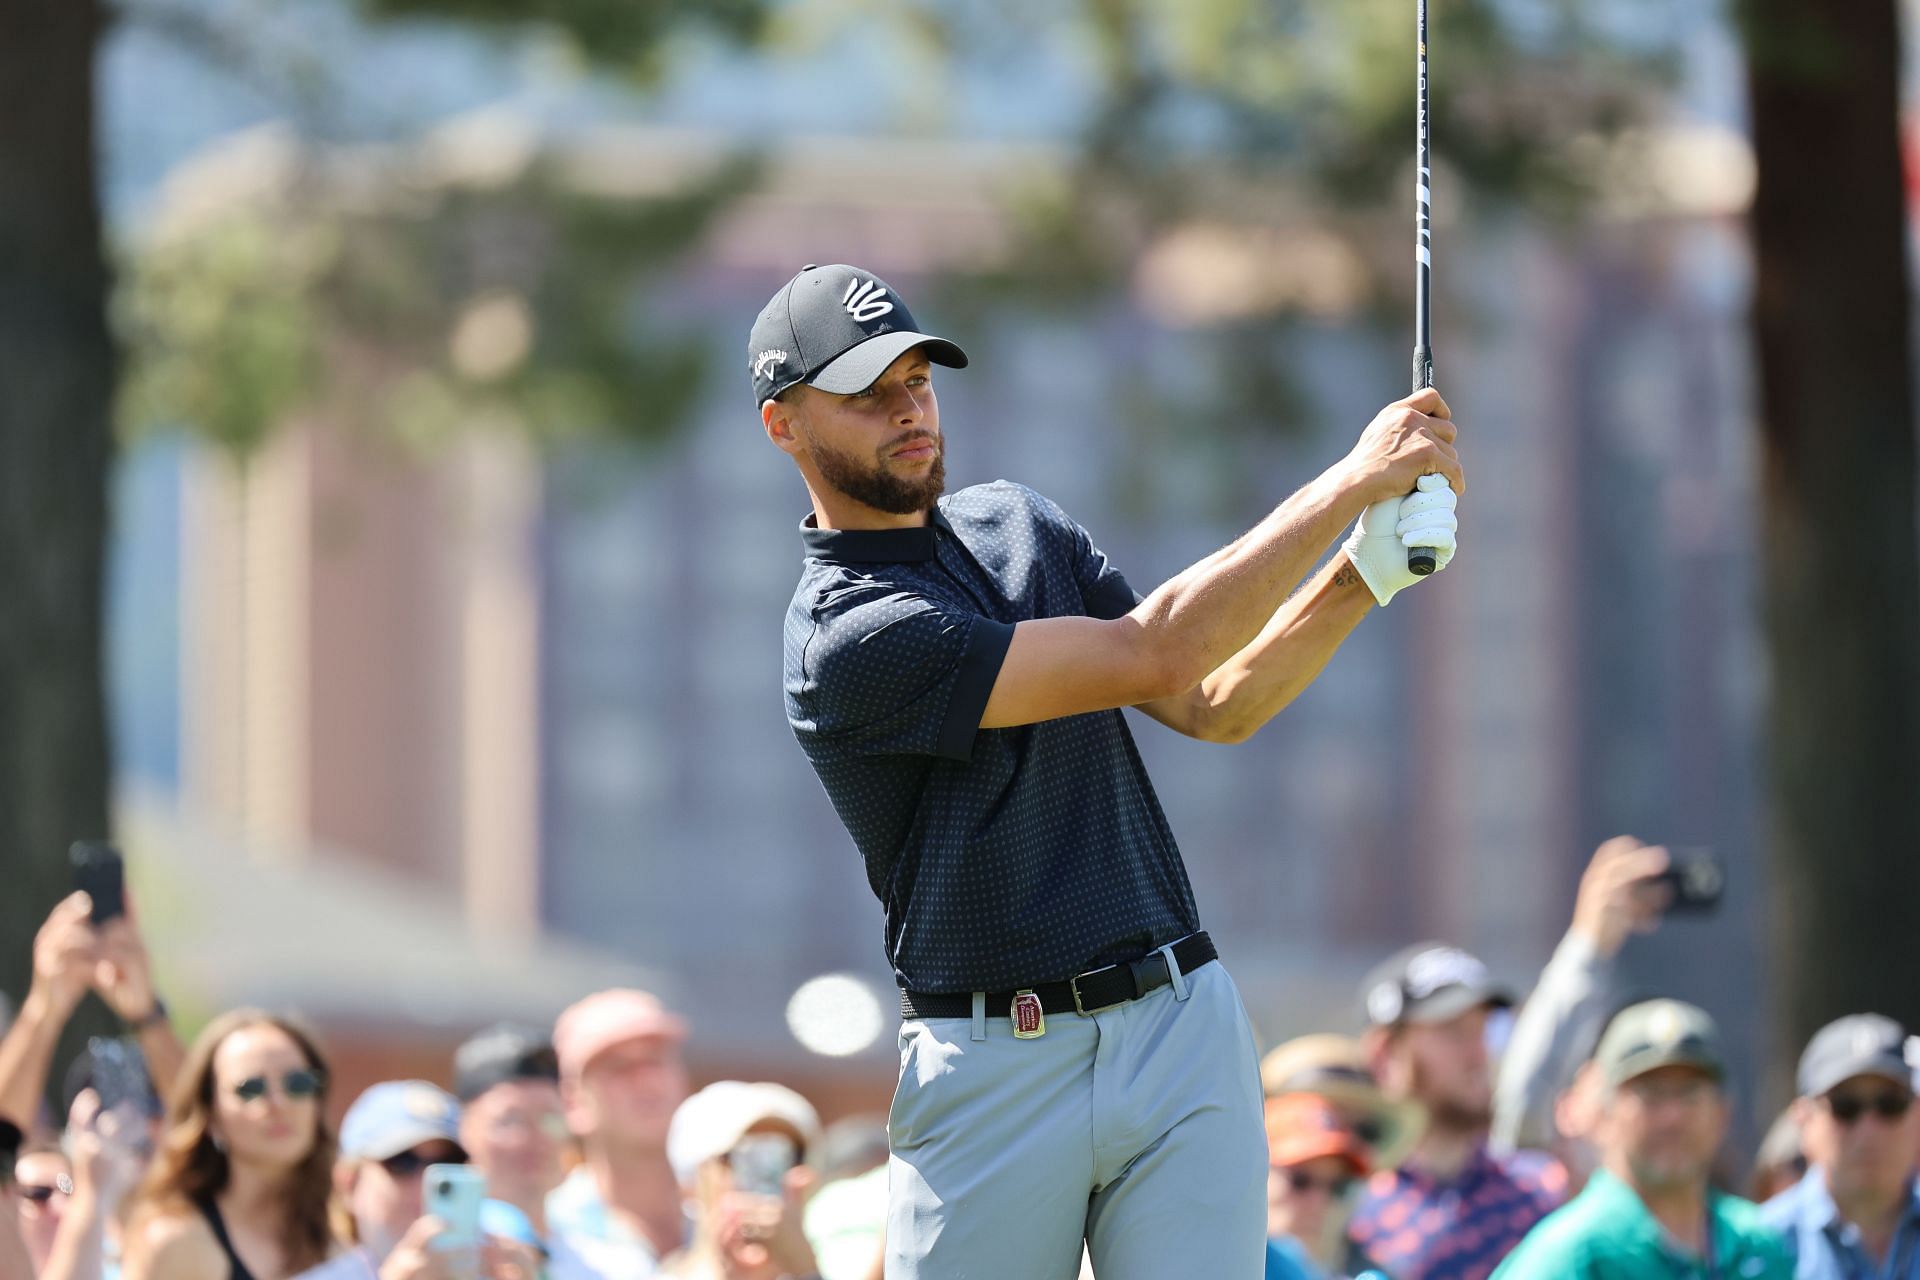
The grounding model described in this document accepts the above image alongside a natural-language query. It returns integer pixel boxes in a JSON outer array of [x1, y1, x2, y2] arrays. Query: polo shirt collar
[[1581, 1168, 1667, 1251], [1397, 1142, 1499, 1193], [800, 508, 949, 564], [1586, 1167, 1756, 1263]]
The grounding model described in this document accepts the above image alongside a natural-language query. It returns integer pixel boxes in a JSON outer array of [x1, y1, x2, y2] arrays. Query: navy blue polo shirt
[[784, 480, 1202, 993]]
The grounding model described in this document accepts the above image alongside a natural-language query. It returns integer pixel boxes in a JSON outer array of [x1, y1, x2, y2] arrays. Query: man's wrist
[[22, 983, 81, 1025], [1319, 461, 1380, 521], [125, 995, 169, 1031]]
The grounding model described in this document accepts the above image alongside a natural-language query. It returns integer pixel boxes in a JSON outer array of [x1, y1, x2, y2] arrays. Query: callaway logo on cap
[[747, 264, 969, 406]]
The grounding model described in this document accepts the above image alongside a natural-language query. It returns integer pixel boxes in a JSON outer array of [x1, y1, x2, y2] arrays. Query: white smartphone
[[424, 1164, 487, 1261]]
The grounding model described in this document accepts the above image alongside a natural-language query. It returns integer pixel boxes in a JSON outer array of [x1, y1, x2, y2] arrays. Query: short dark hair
[[0, 1119, 22, 1188]]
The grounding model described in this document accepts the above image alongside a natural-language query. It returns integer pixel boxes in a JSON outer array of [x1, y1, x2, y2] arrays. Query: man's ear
[[764, 395, 803, 456], [1363, 1027, 1410, 1097], [332, 1159, 359, 1201]]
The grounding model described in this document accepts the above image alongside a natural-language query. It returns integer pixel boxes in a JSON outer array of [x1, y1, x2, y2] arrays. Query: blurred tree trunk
[[1742, 0, 1920, 1060], [0, 0, 116, 1015]]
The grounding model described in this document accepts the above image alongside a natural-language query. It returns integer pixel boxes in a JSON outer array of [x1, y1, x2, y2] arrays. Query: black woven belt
[[899, 933, 1217, 1021]]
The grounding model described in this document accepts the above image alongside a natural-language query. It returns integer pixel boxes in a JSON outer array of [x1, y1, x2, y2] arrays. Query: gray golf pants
[[885, 956, 1268, 1279]]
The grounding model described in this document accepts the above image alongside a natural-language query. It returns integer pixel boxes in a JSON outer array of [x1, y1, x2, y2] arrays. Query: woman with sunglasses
[[1264, 1095, 1383, 1280], [123, 1010, 337, 1280]]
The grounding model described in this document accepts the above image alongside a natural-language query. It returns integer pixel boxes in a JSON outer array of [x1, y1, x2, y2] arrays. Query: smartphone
[[69, 841, 125, 925], [1655, 848, 1725, 915], [729, 1133, 798, 1198], [424, 1164, 487, 1261]]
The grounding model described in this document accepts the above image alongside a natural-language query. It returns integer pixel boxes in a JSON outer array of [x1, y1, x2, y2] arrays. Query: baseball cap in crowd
[[1797, 1013, 1913, 1098], [1265, 1094, 1373, 1175], [1258, 1034, 1424, 1168], [554, 989, 687, 1081], [1594, 999, 1726, 1089], [748, 264, 968, 407], [339, 1081, 466, 1161], [667, 1081, 823, 1187], [1361, 943, 1515, 1029], [454, 1024, 559, 1102]]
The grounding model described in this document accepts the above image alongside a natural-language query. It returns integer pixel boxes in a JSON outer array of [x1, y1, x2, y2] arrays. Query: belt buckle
[[1071, 957, 1160, 1015], [1070, 967, 1124, 1016], [1012, 990, 1046, 1038]]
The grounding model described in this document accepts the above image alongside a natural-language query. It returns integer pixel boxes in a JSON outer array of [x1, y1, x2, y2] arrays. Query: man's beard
[[807, 427, 947, 516], [1411, 1059, 1493, 1134]]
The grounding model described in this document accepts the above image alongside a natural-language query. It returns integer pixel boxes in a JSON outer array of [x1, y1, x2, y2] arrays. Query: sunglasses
[[1826, 1090, 1914, 1125], [379, 1148, 467, 1179], [231, 1067, 326, 1104], [1279, 1169, 1357, 1199], [17, 1175, 74, 1205]]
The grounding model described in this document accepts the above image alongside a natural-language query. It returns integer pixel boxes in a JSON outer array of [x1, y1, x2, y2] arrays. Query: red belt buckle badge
[[1012, 990, 1046, 1039]]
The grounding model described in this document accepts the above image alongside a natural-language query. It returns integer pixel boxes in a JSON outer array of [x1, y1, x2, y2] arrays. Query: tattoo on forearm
[[1332, 564, 1361, 590]]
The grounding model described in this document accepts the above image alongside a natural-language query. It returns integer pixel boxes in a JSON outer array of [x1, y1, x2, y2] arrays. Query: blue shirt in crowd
[[784, 481, 1200, 993], [1762, 1168, 1920, 1279]]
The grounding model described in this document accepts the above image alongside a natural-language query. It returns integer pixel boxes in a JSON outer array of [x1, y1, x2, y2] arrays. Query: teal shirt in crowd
[[1492, 1169, 1793, 1280]]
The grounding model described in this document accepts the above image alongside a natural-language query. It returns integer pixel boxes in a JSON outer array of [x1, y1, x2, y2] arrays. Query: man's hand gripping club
[[1339, 387, 1461, 605]]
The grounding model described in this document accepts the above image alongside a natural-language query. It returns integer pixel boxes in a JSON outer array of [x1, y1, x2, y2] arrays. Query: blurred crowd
[[1, 837, 1916, 1280]]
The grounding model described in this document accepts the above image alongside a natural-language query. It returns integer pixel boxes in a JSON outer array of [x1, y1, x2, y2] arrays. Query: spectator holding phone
[[123, 1010, 336, 1280], [658, 1082, 822, 1280], [297, 1080, 534, 1280], [1490, 837, 1672, 1160], [1760, 1014, 1920, 1278], [454, 1025, 603, 1279], [0, 890, 184, 1137]]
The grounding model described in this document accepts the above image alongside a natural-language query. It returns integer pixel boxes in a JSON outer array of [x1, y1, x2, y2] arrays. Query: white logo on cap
[[843, 279, 894, 323], [1404, 947, 1488, 1000], [405, 1086, 451, 1120], [1367, 982, 1404, 1026], [753, 349, 788, 380], [1647, 1004, 1686, 1046]]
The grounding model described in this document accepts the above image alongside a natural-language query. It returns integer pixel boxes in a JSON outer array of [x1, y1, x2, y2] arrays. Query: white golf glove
[[1341, 474, 1458, 606]]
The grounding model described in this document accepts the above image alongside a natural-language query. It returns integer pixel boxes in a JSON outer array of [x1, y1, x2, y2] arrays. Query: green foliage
[[117, 214, 334, 456], [358, 0, 772, 82], [119, 140, 760, 457]]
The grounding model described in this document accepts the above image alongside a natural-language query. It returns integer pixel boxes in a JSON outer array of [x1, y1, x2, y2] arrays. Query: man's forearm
[[1182, 553, 1375, 742], [134, 1022, 186, 1102], [0, 990, 72, 1129], [1130, 469, 1364, 689]]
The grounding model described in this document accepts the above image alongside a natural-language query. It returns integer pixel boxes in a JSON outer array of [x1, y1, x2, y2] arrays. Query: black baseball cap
[[454, 1023, 560, 1103], [1361, 942, 1515, 1029], [1797, 1013, 1914, 1098], [747, 264, 968, 406]]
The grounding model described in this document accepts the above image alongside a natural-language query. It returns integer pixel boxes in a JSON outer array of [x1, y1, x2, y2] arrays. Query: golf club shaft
[[1408, 0, 1438, 576]]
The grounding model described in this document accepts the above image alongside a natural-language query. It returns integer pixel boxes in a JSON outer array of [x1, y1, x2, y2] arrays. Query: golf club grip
[[1408, 349, 1438, 576]]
